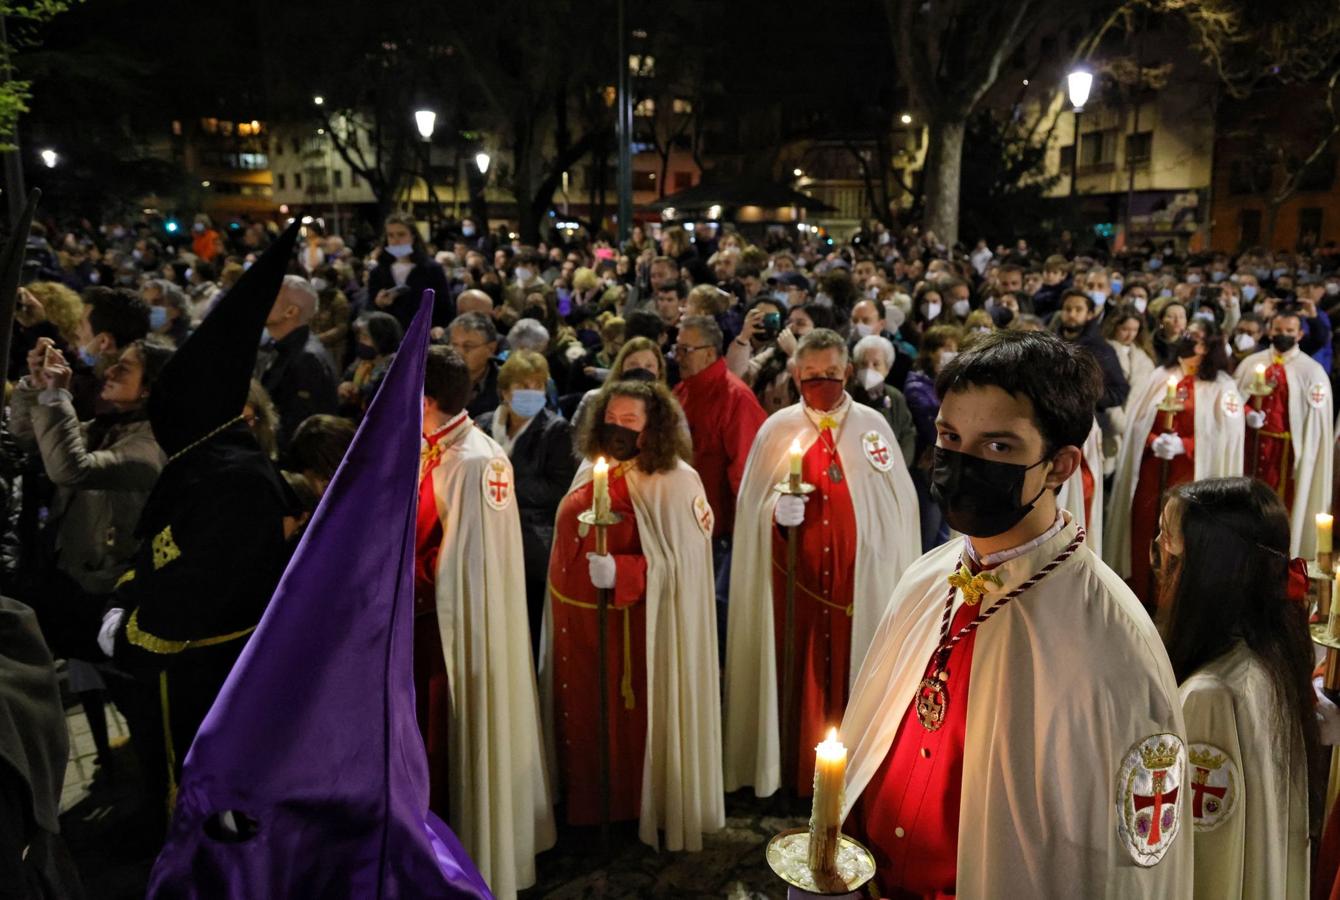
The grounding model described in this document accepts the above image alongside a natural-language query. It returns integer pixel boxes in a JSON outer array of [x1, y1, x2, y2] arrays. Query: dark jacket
[[1067, 320, 1130, 412], [902, 370, 940, 463], [257, 326, 339, 451], [465, 358, 502, 420], [1031, 276, 1072, 321], [367, 254, 453, 332]]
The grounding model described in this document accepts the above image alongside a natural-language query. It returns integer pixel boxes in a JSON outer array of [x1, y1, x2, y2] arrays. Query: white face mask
[[1133, 296, 1148, 314], [1234, 333, 1257, 352], [852, 322, 874, 339], [1327, 283, 1340, 296], [923, 300, 942, 321], [311, 277, 330, 293], [515, 266, 533, 283], [859, 367, 885, 391], [937, 349, 958, 368], [951, 299, 970, 318]]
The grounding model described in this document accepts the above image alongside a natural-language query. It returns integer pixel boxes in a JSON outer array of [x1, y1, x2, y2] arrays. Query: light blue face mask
[[1242, 284, 1258, 303], [509, 389, 546, 418], [78, 346, 98, 367], [1110, 278, 1123, 295], [149, 306, 168, 330]]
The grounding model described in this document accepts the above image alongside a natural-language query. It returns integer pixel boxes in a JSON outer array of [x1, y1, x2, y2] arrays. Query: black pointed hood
[[148, 221, 299, 458], [0, 190, 41, 372]]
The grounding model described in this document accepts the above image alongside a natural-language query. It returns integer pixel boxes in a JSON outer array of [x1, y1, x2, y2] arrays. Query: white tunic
[[428, 419, 555, 899], [841, 513, 1193, 898]]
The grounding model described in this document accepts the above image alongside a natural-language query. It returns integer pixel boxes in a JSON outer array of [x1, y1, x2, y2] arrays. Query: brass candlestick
[[577, 507, 624, 854], [1246, 380, 1274, 476], [1147, 390, 1186, 604], [772, 473, 814, 797]]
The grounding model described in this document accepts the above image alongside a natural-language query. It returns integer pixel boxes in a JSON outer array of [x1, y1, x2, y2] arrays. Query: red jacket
[[674, 356, 767, 538]]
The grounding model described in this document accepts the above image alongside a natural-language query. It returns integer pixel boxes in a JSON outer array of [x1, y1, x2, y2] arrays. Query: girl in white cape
[[1154, 477, 1318, 899]]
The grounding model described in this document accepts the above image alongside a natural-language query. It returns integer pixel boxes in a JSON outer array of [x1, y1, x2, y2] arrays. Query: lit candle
[[1164, 375, 1178, 405], [592, 456, 609, 521], [789, 438, 803, 479], [808, 727, 847, 875], [1319, 513, 1334, 556], [1253, 363, 1267, 393]]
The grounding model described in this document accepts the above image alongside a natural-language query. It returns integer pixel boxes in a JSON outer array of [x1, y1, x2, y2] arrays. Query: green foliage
[[0, 0, 80, 149]]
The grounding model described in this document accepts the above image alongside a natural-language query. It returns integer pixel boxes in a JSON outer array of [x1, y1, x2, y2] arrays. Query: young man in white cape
[[1105, 320, 1245, 609], [1234, 308, 1333, 558], [416, 345, 555, 899], [1057, 417, 1104, 556], [838, 330, 1191, 898], [539, 378, 724, 852], [724, 328, 919, 799]]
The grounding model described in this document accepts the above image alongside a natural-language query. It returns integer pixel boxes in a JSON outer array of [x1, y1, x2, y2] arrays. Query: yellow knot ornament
[[817, 415, 838, 431], [947, 566, 1002, 607]]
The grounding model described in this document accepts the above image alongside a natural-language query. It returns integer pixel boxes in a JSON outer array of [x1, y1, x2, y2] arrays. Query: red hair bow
[[1287, 557, 1310, 604]]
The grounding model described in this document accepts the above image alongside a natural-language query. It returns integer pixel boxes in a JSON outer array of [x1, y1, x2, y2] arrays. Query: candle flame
[[826, 727, 838, 742], [1167, 376, 1178, 388], [1255, 364, 1266, 374], [790, 438, 802, 454], [594, 456, 608, 471]]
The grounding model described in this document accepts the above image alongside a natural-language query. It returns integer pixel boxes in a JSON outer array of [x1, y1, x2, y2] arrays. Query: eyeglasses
[[451, 342, 488, 353], [673, 344, 711, 356]]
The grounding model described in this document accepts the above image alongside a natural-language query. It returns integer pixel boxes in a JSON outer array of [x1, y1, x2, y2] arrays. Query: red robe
[[1247, 357, 1296, 507], [1127, 374, 1196, 611], [770, 428, 857, 796], [548, 469, 649, 825], [413, 414, 466, 817], [853, 596, 980, 900]]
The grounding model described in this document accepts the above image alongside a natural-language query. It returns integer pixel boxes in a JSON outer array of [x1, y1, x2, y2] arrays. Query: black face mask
[[930, 446, 1049, 538], [354, 343, 378, 360], [524, 305, 548, 322], [596, 422, 641, 461], [1176, 335, 1200, 359], [621, 367, 657, 383], [1271, 334, 1297, 353]]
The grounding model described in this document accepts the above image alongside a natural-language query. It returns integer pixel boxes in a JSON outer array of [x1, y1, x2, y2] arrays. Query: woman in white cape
[[540, 379, 723, 852], [1153, 477, 1317, 899]]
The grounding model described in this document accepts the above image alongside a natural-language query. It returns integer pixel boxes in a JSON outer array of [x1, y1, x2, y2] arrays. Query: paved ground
[[58, 700, 806, 899]]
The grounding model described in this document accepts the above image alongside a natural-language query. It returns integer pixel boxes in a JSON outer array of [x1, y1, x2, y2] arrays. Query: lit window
[[171, 120, 182, 136], [634, 98, 655, 117], [672, 98, 693, 115], [200, 118, 218, 134], [219, 120, 234, 137]]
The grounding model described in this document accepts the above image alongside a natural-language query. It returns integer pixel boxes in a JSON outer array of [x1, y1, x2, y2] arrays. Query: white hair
[[852, 334, 895, 369], [281, 274, 320, 324], [507, 317, 551, 352]]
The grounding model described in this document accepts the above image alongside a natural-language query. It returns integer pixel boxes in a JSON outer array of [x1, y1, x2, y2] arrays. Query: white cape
[[1057, 418, 1105, 558], [840, 513, 1192, 897], [1234, 347, 1333, 558], [1180, 642, 1310, 899], [539, 459, 725, 851], [1105, 367, 1245, 578], [430, 421, 555, 899], [723, 399, 920, 797]]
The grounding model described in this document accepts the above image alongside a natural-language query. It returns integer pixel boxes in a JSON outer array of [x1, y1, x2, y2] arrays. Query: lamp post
[[1066, 69, 1092, 199]]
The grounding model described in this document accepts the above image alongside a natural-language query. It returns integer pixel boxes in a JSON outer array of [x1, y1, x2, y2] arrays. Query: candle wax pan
[[765, 828, 876, 896]]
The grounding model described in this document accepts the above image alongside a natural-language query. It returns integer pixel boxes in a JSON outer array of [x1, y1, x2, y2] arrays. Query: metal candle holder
[[1246, 380, 1274, 473], [765, 827, 876, 896], [577, 507, 624, 853], [772, 474, 814, 797]]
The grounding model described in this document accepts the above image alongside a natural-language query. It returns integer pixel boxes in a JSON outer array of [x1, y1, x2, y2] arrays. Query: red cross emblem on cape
[[1117, 733, 1185, 866], [483, 457, 513, 510], [1187, 742, 1238, 832], [1310, 382, 1330, 410], [693, 495, 714, 538], [862, 430, 894, 472], [1219, 390, 1243, 419]]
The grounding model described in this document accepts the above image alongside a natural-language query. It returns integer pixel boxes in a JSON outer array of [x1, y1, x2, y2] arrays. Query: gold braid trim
[[770, 556, 855, 616], [947, 566, 1003, 607], [114, 568, 136, 589], [549, 579, 636, 710], [125, 608, 257, 655], [167, 415, 245, 464]]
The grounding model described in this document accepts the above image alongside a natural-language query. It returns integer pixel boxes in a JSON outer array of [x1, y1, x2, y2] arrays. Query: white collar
[[964, 512, 1066, 569]]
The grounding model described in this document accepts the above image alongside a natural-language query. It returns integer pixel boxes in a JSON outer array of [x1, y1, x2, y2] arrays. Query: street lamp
[[899, 113, 913, 125], [793, 167, 803, 177], [414, 109, 436, 141], [313, 95, 324, 106], [475, 151, 491, 175], [39, 149, 56, 169], [1066, 69, 1093, 198]]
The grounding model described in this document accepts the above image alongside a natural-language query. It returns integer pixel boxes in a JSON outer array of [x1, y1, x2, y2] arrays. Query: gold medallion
[[915, 675, 948, 731]]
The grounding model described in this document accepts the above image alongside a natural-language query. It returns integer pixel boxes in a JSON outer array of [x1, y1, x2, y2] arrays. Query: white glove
[[586, 552, 616, 590], [1151, 433, 1185, 461], [1246, 409, 1266, 429], [1316, 677, 1340, 746], [774, 494, 807, 528], [98, 608, 125, 658]]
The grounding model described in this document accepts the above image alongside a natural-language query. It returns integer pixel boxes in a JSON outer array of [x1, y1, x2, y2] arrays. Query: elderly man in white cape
[[838, 331, 1191, 899], [1106, 320, 1245, 610], [539, 378, 724, 851], [416, 345, 555, 899], [724, 327, 919, 799], [1234, 307, 1333, 558]]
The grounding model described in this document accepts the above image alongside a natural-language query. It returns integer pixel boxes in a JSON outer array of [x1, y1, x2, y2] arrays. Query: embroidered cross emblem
[[486, 460, 511, 506], [1190, 765, 1227, 818], [152, 526, 181, 571], [1133, 768, 1179, 846]]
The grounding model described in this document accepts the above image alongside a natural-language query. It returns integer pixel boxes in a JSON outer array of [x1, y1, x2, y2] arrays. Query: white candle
[[1319, 513, 1334, 556], [1164, 375, 1178, 404], [593, 456, 609, 521], [1253, 363, 1267, 393], [789, 438, 803, 479], [808, 727, 847, 875]]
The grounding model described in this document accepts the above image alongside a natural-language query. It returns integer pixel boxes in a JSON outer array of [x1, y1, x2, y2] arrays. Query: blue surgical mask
[[1088, 290, 1108, 308], [771, 290, 789, 306], [1210, 270, 1227, 283], [385, 243, 414, 259], [1242, 285, 1258, 303], [462, 225, 476, 238], [1110, 278, 1123, 295], [509, 389, 546, 418], [1148, 258, 1163, 271], [1273, 267, 1289, 280], [149, 306, 168, 330], [78, 346, 98, 367]]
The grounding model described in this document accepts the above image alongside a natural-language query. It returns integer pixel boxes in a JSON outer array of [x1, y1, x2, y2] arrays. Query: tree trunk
[[1265, 202, 1281, 250], [921, 116, 966, 247]]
